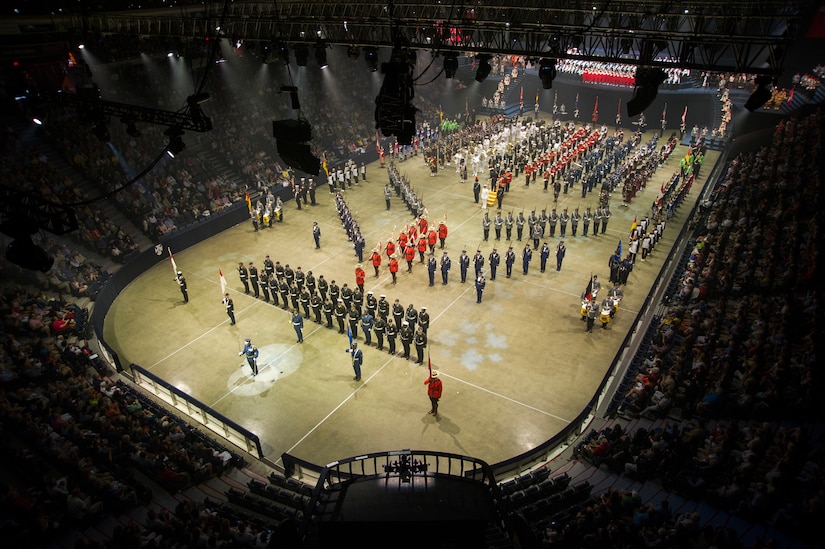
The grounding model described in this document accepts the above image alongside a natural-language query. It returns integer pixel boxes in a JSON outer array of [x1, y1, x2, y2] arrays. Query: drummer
[[607, 283, 624, 317]]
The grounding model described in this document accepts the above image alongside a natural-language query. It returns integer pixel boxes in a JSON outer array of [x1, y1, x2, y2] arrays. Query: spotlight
[[32, 118, 43, 126], [538, 58, 557, 89], [6, 236, 54, 273], [443, 52, 458, 78], [364, 47, 378, 72], [276, 43, 290, 65], [122, 117, 141, 138], [626, 67, 667, 117], [91, 118, 110, 143], [164, 127, 185, 158], [744, 75, 774, 112], [295, 45, 309, 67], [475, 54, 491, 82], [315, 43, 328, 69]]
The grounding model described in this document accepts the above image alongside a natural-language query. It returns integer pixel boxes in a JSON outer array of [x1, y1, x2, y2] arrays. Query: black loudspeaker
[[276, 140, 321, 175], [272, 119, 312, 142]]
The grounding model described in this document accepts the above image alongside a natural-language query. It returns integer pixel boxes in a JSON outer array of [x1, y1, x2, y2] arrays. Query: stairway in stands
[[186, 139, 252, 197], [5, 114, 152, 272]]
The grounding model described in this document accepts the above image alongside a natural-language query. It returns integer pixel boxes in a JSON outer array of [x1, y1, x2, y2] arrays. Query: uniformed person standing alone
[[175, 271, 188, 303], [223, 293, 235, 325], [239, 338, 259, 375]]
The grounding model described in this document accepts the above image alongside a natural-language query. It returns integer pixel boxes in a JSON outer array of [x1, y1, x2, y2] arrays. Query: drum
[[274, 210, 281, 220], [581, 301, 589, 318], [600, 309, 612, 325], [263, 215, 270, 224]]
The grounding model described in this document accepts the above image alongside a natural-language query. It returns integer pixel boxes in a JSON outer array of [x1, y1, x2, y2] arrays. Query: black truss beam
[[48, 0, 805, 74]]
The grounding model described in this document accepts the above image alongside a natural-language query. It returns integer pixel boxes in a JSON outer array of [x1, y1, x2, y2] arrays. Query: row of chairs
[[226, 487, 306, 523], [518, 482, 593, 523], [498, 467, 553, 497], [504, 473, 572, 510], [268, 471, 315, 498], [248, 479, 310, 514]]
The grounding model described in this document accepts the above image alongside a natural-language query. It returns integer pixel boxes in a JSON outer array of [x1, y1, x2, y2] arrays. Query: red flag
[[584, 276, 593, 302], [592, 96, 599, 123], [520, 86, 523, 105], [681, 106, 688, 126], [168, 248, 178, 275], [787, 85, 795, 105]]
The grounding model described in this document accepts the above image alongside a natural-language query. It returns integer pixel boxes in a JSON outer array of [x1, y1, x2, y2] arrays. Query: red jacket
[[405, 246, 416, 262], [370, 252, 381, 267], [438, 223, 448, 239], [355, 268, 365, 285], [418, 217, 429, 233], [427, 230, 437, 246], [425, 376, 443, 398], [417, 238, 427, 253], [385, 241, 396, 257], [389, 258, 399, 273]]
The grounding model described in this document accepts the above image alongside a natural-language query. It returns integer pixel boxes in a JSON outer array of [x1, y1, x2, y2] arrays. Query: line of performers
[[389, 164, 427, 218]]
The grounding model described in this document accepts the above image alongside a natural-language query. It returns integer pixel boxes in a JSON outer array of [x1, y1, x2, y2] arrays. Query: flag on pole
[[519, 86, 523, 106], [617, 239, 623, 258], [631, 216, 637, 233], [535, 89, 539, 105], [787, 85, 795, 105], [592, 96, 599, 122], [245, 192, 252, 212], [681, 106, 688, 126], [322, 153, 329, 177], [583, 275, 594, 302], [219, 268, 227, 296], [168, 247, 178, 274], [428, 351, 432, 375], [347, 325, 353, 347]]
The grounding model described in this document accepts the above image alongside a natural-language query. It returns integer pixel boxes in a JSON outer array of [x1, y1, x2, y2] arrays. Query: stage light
[[122, 117, 140, 137], [295, 45, 309, 67], [538, 58, 557, 89], [364, 47, 378, 72], [745, 75, 774, 112], [6, 236, 54, 273], [278, 44, 290, 65], [475, 54, 491, 82], [626, 67, 667, 117], [78, 43, 85, 50], [443, 52, 458, 78], [315, 43, 328, 69], [164, 127, 185, 158], [91, 119, 110, 143], [32, 118, 43, 125]]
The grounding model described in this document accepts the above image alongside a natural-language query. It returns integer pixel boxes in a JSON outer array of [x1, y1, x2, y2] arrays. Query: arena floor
[[104, 121, 718, 467]]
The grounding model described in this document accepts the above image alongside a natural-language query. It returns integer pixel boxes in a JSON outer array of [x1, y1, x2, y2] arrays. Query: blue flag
[[617, 238, 623, 258], [347, 326, 353, 347]]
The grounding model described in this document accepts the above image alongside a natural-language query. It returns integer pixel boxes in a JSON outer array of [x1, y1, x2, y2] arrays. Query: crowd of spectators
[[567, 110, 821, 546], [0, 278, 247, 546], [0, 125, 140, 262]]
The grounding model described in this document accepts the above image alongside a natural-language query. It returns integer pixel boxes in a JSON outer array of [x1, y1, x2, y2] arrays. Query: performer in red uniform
[[437, 221, 448, 249]]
